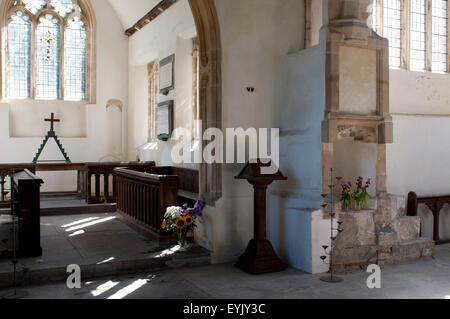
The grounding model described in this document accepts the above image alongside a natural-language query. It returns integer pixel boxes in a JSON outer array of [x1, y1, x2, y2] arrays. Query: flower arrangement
[[340, 177, 371, 211], [162, 199, 206, 247]]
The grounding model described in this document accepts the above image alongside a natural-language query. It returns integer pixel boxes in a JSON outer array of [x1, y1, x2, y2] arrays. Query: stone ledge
[[393, 217, 421, 242], [0, 245, 211, 289]]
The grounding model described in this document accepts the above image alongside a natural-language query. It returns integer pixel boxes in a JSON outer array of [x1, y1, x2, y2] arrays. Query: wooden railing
[[85, 162, 155, 204], [407, 191, 450, 245], [150, 166, 199, 206], [115, 168, 178, 243], [0, 164, 36, 208], [11, 169, 44, 258]]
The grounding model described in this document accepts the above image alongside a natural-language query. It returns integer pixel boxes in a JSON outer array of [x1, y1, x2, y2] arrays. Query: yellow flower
[[161, 219, 167, 229], [183, 210, 191, 216], [175, 218, 186, 230], [185, 215, 194, 226]]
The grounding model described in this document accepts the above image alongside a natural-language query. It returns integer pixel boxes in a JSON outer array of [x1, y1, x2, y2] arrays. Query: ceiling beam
[[125, 0, 178, 37]]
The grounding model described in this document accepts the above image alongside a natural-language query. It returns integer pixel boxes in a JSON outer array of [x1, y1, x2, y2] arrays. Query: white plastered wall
[[127, 0, 197, 166], [387, 69, 450, 239], [0, 0, 128, 192], [200, 0, 308, 265]]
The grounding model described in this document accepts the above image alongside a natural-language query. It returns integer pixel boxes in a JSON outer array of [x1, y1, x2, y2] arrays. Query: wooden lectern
[[235, 160, 288, 274]]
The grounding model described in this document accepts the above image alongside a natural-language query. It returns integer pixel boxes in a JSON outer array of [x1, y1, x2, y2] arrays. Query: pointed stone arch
[[188, 0, 222, 203]]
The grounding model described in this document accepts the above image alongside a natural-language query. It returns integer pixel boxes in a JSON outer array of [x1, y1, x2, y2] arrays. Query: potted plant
[[162, 199, 206, 247], [340, 177, 371, 211]]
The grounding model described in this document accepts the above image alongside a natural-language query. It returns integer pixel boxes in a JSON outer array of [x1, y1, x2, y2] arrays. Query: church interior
[[0, 0, 449, 300]]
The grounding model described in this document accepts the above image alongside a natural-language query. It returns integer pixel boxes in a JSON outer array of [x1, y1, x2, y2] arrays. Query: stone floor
[[1, 244, 449, 299], [0, 213, 210, 288], [0, 213, 158, 272]]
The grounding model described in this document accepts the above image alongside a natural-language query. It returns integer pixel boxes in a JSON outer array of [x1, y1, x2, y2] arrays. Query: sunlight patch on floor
[[61, 217, 100, 228], [97, 257, 115, 264], [64, 216, 116, 232], [91, 280, 120, 297], [155, 245, 182, 258], [106, 279, 151, 299], [68, 230, 85, 237]]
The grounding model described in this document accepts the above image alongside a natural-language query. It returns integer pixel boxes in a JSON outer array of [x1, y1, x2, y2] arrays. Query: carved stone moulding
[[323, 115, 393, 144]]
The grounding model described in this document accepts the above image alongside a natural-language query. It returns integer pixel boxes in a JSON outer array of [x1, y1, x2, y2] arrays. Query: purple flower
[[192, 206, 202, 217], [182, 203, 189, 213], [191, 198, 206, 217]]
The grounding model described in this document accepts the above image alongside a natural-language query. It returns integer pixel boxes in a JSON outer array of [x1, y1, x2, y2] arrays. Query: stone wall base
[[332, 194, 435, 273]]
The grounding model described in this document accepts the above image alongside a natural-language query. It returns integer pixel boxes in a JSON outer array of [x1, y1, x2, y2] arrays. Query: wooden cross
[[45, 113, 60, 131]]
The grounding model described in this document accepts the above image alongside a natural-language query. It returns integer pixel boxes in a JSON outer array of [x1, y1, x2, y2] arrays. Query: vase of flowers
[[162, 199, 206, 247], [340, 177, 371, 211]]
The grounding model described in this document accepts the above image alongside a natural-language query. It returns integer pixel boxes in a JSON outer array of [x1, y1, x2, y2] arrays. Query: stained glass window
[[7, 12, 31, 99], [36, 14, 60, 100], [51, 0, 74, 18], [64, 17, 86, 101], [383, 0, 402, 68], [410, 0, 427, 71], [5, 0, 91, 101], [22, 0, 46, 15], [432, 0, 448, 72]]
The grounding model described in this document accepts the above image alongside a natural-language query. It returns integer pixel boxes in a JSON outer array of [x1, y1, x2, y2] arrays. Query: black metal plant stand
[[320, 168, 344, 283]]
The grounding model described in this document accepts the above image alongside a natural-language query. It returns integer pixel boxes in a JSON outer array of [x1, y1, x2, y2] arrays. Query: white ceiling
[[108, 0, 161, 29]]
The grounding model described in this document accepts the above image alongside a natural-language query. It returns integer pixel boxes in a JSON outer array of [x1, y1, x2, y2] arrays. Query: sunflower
[[161, 219, 167, 229], [183, 210, 191, 216], [184, 215, 194, 226], [175, 218, 186, 229]]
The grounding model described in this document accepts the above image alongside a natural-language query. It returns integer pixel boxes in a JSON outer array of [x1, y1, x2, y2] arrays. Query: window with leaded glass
[[372, 0, 449, 73], [3, 0, 92, 101]]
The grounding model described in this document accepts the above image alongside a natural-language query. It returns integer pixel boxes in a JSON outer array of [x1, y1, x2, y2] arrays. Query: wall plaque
[[159, 54, 175, 95], [157, 100, 174, 141]]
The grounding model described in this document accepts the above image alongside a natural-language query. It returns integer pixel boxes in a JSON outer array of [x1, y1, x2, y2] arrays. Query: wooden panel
[[114, 168, 178, 243]]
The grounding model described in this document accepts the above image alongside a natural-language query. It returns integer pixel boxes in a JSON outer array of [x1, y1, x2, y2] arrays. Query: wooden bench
[[407, 191, 450, 245], [150, 166, 199, 207], [114, 166, 200, 243], [114, 168, 178, 243], [85, 162, 155, 204]]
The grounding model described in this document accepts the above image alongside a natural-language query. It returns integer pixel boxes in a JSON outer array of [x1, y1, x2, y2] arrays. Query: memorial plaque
[[157, 100, 174, 141], [159, 54, 175, 95]]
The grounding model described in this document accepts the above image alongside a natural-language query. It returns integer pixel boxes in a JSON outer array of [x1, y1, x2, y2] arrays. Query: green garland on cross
[[32, 113, 71, 164]]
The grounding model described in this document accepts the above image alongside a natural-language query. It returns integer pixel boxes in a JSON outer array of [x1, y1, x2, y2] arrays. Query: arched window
[[372, 0, 449, 73], [1, 0, 95, 102]]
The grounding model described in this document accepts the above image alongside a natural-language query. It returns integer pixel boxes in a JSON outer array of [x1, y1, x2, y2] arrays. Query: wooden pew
[[114, 168, 178, 243], [85, 162, 155, 204], [150, 166, 199, 207], [11, 169, 44, 257], [407, 191, 450, 245]]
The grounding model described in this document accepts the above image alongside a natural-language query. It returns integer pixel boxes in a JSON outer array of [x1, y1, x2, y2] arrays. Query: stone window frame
[[373, 0, 450, 73], [147, 60, 159, 142], [0, 0, 96, 103]]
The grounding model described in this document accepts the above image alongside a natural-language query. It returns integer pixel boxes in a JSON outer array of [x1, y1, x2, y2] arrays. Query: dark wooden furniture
[[1, 162, 156, 208], [150, 166, 199, 206], [115, 168, 178, 243], [407, 192, 450, 245], [11, 169, 44, 258], [235, 160, 288, 274], [0, 164, 36, 208], [85, 162, 155, 204]]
